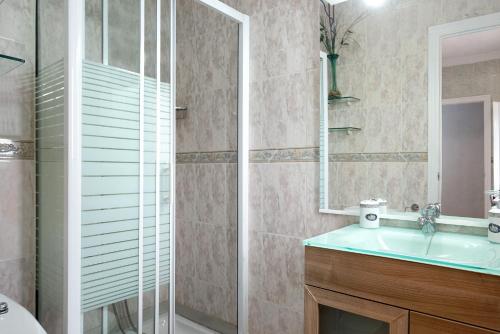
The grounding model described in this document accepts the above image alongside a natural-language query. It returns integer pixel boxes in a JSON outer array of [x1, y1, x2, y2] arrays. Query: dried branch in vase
[[320, 0, 369, 55], [320, 0, 369, 99]]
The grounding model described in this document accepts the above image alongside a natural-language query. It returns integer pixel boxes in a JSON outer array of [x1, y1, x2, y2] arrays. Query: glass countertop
[[304, 224, 500, 276]]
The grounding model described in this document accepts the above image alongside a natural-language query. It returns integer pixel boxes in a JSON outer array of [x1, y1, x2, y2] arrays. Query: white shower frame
[[191, 1, 250, 333], [65, 0, 83, 333], [65, 0, 249, 333]]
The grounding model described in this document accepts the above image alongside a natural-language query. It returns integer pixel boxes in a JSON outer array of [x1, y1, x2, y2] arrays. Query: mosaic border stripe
[[177, 151, 238, 164], [0, 139, 34, 160], [329, 152, 427, 162], [1, 145, 425, 163], [250, 147, 319, 163], [176, 148, 320, 163], [176, 149, 428, 164]]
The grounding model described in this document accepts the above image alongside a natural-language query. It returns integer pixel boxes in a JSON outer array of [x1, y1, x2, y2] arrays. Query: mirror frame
[[319, 12, 500, 228]]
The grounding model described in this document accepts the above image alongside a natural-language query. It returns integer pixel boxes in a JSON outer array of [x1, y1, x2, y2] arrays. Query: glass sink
[[304, 224, 500, 276], [427, 233, 500, 269]]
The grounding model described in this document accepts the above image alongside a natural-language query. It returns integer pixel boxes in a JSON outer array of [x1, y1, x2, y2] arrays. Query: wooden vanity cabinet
[[410, 312, 498, 334], [305, 246, 500, 334], [305, 285, 408, 334]]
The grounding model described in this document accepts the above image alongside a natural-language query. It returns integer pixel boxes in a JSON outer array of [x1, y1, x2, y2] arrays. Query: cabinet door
[[410, 312, 499, 334], [305, 285, 408, 334]]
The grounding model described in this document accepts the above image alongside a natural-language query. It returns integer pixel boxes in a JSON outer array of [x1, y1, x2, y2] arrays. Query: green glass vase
[[327, 53, 341, 99]]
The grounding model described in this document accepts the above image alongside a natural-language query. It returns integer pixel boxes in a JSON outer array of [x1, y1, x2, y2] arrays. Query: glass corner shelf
[[328, 96, 360, 105], [329, 127, 361, 134], [0, 53, 25, 76]]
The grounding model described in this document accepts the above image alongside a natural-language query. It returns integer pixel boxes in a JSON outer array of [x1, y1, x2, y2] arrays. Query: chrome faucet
[[417, 203, 441, 235]]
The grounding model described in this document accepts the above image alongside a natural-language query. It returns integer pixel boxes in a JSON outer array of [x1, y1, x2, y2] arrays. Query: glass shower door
[[36, 0, 173, 333], [80, 0, 173, 333]]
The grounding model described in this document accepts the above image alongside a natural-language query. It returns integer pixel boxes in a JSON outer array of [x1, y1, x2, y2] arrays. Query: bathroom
[[0, 0, 499, 333]]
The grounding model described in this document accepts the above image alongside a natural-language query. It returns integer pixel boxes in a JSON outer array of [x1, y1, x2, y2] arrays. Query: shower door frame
[[65, 0, 83, 333], [185, 1, 250, 333]]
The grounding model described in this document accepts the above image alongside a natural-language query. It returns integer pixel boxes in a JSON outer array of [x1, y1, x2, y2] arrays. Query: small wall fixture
[[176, 106, 188, 119]]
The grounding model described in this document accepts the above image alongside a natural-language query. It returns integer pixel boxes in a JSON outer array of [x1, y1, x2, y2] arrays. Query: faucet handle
[[417, 216, 427, 228], [490, 194, 499, 207], [433, 203, 441, 218], [420, 203, 441, 218]]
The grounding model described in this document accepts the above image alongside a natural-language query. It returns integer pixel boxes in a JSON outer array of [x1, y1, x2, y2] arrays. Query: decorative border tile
[[250, 147, 319, 163], [0, 139, 34, 160], [177, 151, 238, 164], [329, 152, 427, 162], [177, 149, 428, 164], [177, 148, 320, 164]]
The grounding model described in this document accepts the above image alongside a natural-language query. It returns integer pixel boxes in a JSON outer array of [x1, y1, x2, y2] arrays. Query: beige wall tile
[[330, 161, 417, 210], [175, 220, 196, 278], [0, 160, 34, 263], [194, 223, 228, 283], [402, 162, 428, 210], [85, 0, 102, 63], [263, 234, 304, 310], [0, 258, 35, 313], [175, 163, 197, 223], [260, 163, 307, 237], [195, 163, 226, 225], [443, 59, 500, 101], [442, 0, 500, 22]]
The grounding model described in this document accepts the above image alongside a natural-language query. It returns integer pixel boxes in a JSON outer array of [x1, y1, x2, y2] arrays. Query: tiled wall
[[176, 1, 350, 332], [175, 0, 239, 326], [242, 0, 500, 332], [236, 0, 353, 333], [443, 59, 500, 100], [327, 0, 500, 212], [0, 0, 36, 312]]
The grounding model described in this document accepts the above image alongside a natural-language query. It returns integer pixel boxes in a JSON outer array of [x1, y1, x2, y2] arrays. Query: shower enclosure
[[35, 0, 248, 333], [36, 0, 174, 333]]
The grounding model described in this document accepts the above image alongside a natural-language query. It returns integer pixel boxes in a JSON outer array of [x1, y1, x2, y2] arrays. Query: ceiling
[[443, 27, 500, 67]]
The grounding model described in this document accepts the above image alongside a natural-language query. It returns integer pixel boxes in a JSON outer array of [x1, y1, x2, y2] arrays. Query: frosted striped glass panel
[[81, 61, 170, 312], [36, 59, 65, 334]]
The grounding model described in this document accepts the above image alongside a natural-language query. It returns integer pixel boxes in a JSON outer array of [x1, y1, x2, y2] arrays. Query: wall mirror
[[319, 1, 500, 226]]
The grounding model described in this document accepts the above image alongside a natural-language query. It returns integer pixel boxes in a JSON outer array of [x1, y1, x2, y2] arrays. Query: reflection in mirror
[[319, 0, 428, 217], [438, 28, 500, 218], [319, 0, 500, 226]]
